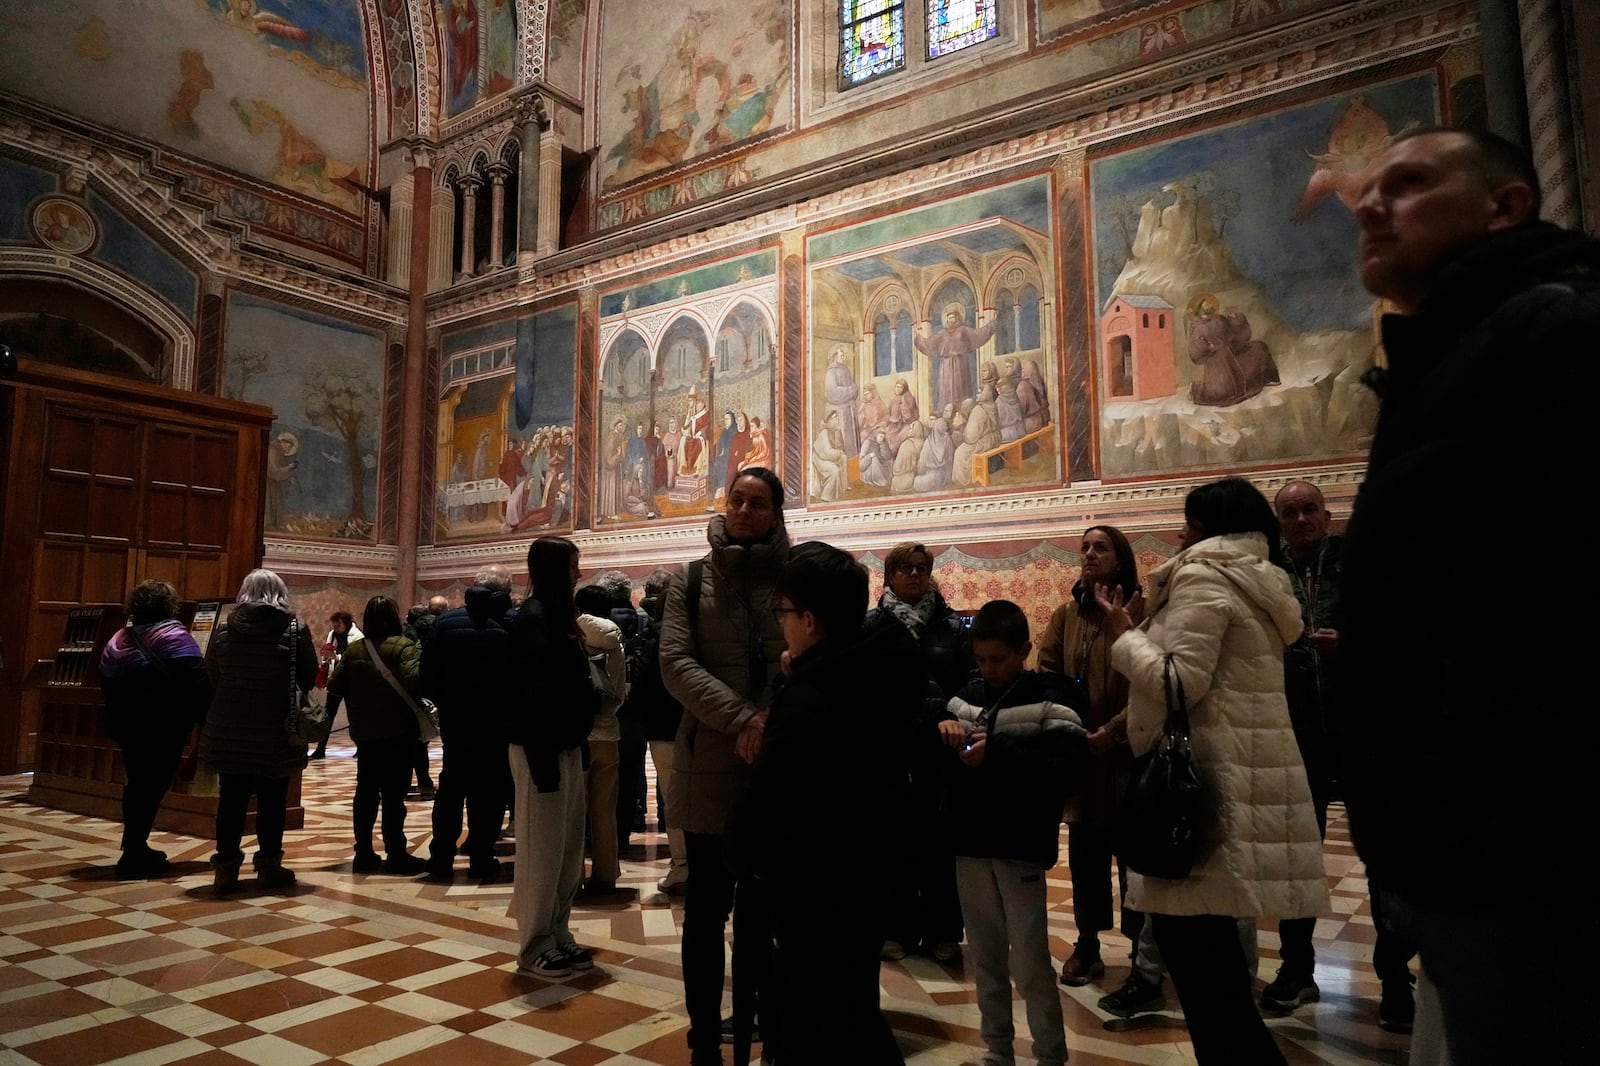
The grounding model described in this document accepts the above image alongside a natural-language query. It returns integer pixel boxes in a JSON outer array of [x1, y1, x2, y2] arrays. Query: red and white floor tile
[[0, 746, 1411, 1065]]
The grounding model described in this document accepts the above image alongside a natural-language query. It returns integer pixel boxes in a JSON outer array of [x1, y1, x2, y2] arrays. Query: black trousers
[[215, 773, 291, 863], [354, 737, 416, 856], [1152, 913, 1285, 1065], [116, 727, 187, 854], [682, 832, 776, 1061], [887, 775, 963, 948], [778, 890, 902, 1065], [430, 735, 512, 865]]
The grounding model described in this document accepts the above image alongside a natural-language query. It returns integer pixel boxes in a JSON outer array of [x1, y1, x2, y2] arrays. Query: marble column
[[458, 174, 482, 278], [516, 95, 548, 263], [397, 148, 434, 599], [387, 173, 415, 288], [487, 162, 508, 269], [428, 184, 454, 290], [537, 127, 561, 257]]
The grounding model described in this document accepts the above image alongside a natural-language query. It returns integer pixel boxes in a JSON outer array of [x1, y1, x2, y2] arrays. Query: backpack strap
[[685, 558, 704, 651]]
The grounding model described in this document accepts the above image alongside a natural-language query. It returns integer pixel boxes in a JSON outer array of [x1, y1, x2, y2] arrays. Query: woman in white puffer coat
[[1095, 477, 1329, 1066]]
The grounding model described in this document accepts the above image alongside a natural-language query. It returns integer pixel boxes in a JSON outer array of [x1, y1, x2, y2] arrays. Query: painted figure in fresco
[[601, 417, 628, 521], [745, 415, 772, 469], [446, 0, 480, 104], [728, 412, 753, 489], [701, 72, 780, 150], [627, 421, 655, 507], [859, 430, 894, 489], [711, 411, 736, 499], [891, 421, 925, 495], [661, 420, 681, 488], [953, 386, 1001, 485], [1019, 360, 1052, 433], [913, 302, 997, 414], [823, 344, 861, 455], [1185, 294, 1280, 407], [604, 11, 727, 185], [265, 431, 299, 528], [652, 422, 671, 490], [858, 382, 889, 438], [447, 452, 468, 521], [679, 389, 710, 478], [913, 417, 956, 493], [499, 440, 525, 489], [885, 378, 921, 451], [468, 431, 493, 521], [995, 362, 1024, 443], [811, 410, 848, 502], [166, 49, 214, 138]]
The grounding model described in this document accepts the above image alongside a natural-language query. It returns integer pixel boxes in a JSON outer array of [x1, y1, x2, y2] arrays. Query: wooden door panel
[[87, 477, 136, 542], [39, 474, 90, 537]]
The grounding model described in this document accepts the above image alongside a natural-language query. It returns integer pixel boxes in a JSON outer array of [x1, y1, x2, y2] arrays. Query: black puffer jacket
[[202, 604, 318, 777], [864, 589, 974, 699], [507, 598, 600, 792], [423, 584, 517, 743], [1341, 222, 1600, 901], [727, 620, 927, 888]]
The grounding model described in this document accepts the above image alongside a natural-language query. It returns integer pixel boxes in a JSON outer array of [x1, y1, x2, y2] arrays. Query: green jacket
[[328, 635, 421, 746]]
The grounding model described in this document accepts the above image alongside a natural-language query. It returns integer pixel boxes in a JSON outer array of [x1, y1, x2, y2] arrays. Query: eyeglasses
[[771, 604, 802, 623], [895, 563, 931, 575]]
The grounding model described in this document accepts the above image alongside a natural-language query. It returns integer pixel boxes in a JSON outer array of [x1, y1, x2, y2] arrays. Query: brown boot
[[253, 851, 297, 891], [212, 855, 243, 895]]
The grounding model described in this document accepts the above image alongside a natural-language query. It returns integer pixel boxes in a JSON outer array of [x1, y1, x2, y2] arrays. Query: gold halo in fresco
[[30, 197, 98, 255]]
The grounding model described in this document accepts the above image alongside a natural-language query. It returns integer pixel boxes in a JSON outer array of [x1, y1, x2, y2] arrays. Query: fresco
[[221, 293, 385, 541], [594, 251, 778, 525], [0, 1, 370, 213], [545, 0, 589, 98], [86, 193, 199, 318], [436, 304, 578, 542], [597, 0, 791, 189], [439, 0, 520, 117], [0, 156, 60, 242], [806, 176, 1059, 505], [1088, 75, 1439, 477]]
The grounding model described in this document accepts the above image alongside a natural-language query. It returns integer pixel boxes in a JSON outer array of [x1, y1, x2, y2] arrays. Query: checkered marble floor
[[0, 746, 1412, 1065]]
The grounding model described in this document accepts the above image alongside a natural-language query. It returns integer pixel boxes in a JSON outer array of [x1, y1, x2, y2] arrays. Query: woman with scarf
[[98, 580, 212, 878], [1038, 526, 1142, 992], [863, 542, 974, 962]]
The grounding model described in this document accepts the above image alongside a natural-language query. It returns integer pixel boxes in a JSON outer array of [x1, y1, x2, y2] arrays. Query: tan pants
[[585, 739, 620, 883], [647, 738, 687, 869]]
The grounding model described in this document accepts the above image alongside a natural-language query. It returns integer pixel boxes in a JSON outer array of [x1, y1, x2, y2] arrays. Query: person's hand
[[1086, 725, 1117, 755], [1093, 584, 1138, 641], [958, 734, 987, 767], [1126, 589, 1146, 626], [1309, 627, 1338, 655], [779, 650, 793, 676], [735, 711, 767, 764], [938, 720, 968, 749]]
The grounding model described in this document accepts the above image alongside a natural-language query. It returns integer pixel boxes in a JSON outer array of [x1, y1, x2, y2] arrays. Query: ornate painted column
[[397, 144, 435, 599], [457, 174, 482, 278], [1518, 0, 1580, 226], [537, 125, 562, 257], [516, 94, 549, 265], [428, 183, 454, 290], [487, 162, 509, 268], [386, 173, 415, 288]]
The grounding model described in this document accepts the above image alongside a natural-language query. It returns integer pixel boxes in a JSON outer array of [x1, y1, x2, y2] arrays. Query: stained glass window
[[928, 0, 998, 59], [841, 0, 906, 87]]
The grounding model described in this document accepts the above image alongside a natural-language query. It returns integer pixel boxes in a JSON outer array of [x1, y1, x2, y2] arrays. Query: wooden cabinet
[[1, 359, 297, 831]]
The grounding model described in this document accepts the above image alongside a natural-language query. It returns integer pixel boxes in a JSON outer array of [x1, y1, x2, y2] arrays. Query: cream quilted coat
[[1110, 532, 1329, 920]]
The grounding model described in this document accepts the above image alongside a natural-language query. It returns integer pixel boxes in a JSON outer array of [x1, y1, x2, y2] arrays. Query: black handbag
[[1117, 654, 1210, 879]]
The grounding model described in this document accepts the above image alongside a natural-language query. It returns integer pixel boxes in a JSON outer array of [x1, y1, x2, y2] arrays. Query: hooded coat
[[1110, 532, 1327, 921], [661, 513, 790, 835]]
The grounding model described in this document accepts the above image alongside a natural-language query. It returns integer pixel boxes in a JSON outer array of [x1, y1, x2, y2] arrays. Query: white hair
[[236, 568, 291, 610], [474, 563, 513, 592]]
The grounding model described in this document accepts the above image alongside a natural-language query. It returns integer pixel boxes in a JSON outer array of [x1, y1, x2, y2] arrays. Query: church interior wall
[[1, 0, 1582, 636]]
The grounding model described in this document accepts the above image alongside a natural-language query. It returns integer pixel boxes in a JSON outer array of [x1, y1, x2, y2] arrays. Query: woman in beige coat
[[1096, 477, 1328, 1065]]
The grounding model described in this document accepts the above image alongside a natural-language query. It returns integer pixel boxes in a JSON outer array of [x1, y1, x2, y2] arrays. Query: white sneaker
[[658, 865, 688, 895]]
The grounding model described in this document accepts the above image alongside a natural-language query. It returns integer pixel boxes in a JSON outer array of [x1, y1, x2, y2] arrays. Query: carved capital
[[487, 161, 511, 185], [457, 173, 484, 195], [514, 92, 552, 131]]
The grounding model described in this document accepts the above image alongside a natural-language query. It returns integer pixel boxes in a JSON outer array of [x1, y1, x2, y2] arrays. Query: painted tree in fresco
[[303, 366, 376, 527], [226, 348, 268, 400]]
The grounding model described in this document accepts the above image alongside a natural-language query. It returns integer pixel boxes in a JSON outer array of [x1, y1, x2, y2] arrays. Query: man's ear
[[1488, 180, 1537, 230]]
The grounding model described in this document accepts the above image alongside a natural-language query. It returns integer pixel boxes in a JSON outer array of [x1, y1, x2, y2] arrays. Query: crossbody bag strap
[[365, 640, 423, 716], [125, 625, 174, 678]]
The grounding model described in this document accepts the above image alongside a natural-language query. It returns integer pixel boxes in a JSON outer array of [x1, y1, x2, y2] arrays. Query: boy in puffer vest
[[940, 599, 1088, 1066]]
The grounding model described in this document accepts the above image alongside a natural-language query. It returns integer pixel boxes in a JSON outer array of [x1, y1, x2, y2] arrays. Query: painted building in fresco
[[2, 0, 1583, 634]]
